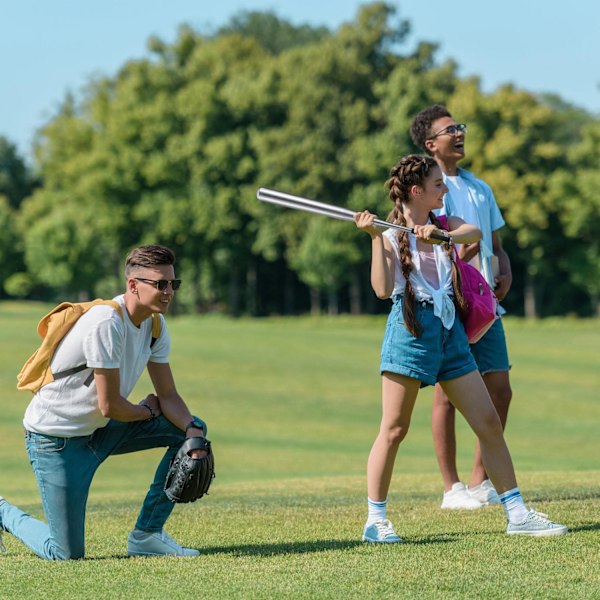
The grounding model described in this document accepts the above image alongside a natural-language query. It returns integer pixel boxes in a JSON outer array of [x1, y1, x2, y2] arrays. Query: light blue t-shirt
[[437, 168, 505, 288]]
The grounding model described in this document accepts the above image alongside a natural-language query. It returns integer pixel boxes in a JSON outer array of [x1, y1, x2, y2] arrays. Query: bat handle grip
[[431, 231, 452, 243]]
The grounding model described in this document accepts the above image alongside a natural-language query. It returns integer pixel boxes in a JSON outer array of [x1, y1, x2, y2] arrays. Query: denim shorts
[[469, 317, 510, 375], [380, 296, 478, 386]]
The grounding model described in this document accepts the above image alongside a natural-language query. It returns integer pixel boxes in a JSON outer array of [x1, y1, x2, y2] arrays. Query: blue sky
[[2, 0, 599, 161]]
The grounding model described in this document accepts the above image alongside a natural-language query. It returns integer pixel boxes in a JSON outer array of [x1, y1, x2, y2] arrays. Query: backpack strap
[[150, 313, 162, 348], [83, 370, 96, 387], [54, 364, 90, 380], [436, 215, 449, 230]]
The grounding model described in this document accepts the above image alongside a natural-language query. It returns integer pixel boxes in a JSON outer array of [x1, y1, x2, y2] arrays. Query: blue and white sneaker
[[362, 519, 403, 544], [127, 529, 199, 556], [506, 509, 568, 537]]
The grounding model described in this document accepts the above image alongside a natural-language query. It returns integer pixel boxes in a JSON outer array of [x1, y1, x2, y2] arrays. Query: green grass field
[[1, 302, 599, 599]]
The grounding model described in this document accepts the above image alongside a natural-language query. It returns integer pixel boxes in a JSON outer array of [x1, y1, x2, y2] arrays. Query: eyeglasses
[[134, 277, 182, 291], [428, 123, 467, 140]]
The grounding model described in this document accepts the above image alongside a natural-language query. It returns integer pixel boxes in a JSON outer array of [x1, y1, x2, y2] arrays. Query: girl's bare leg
[[468, 370, 513, 487], [440, 371, 517, 494], [367, 372, 421, 501]]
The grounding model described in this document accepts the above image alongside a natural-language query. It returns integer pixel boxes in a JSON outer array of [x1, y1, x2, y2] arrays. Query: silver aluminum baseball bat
[[256, 187, 450, 242]]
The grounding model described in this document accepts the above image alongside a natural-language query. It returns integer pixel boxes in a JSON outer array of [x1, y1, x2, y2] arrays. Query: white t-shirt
[[23, 295, 170, 437]]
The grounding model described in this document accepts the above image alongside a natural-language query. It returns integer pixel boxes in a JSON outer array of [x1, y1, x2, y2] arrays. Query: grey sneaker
[[468, 480, 501, 505], [441, 482, 483, 510], [127, 529, 199, 557], [506, 509, 568, 537], [362, 519, 403, 544]]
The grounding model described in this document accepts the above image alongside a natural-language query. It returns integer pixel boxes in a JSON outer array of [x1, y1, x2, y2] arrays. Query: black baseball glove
[[164, 436, 215, 503]]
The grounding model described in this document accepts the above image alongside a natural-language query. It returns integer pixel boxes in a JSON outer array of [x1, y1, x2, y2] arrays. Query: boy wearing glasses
[[410, 105, 513, 511], [0, 245, 207, 560]]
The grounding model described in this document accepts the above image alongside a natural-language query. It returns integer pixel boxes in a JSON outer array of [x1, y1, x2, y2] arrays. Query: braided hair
[[385, 155, 467, 337]]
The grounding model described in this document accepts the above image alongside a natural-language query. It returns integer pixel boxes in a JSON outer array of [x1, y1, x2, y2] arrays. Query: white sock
[[499, 487, 529, 524], [367, 497, 387, 525]]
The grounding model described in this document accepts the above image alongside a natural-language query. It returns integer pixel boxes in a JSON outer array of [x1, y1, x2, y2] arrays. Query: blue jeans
[[0, 415, 207, 560]]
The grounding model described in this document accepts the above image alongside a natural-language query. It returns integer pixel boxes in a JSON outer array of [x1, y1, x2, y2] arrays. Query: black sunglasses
[[428, 123, 467, 140], [134, 277, 182, 291]]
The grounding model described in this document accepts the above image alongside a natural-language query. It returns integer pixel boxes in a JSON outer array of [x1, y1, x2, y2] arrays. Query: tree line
[[1, 3, 599, 318]]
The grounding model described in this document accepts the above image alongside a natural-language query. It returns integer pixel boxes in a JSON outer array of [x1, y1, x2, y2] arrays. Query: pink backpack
[[437, 216, 498, 343]]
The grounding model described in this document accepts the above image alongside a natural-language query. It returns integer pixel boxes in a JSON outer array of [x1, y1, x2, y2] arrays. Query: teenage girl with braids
[[355, 154, 567, 542]]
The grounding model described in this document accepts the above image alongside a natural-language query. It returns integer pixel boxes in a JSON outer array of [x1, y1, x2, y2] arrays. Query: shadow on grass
[[198, 535, 455, 557], [528, 490, 600, 502], [567, 522, 600, 533], [199, 539, 360, 556], [66, 542, 361, 561]]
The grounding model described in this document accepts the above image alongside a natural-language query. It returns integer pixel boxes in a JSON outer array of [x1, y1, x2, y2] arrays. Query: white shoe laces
[[373, 519, 396, 537], [522, 507, 564, 529], [527, 508, 551, 522]]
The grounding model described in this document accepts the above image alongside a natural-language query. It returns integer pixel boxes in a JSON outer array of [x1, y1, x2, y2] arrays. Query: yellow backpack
[[17, 299, 161, 393]]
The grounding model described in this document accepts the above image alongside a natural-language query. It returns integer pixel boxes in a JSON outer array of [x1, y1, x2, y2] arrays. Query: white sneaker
[[441, 482, 484, 510], [127, 529, 199, 557], [506, 509, 568, 537], [468, 479, 501, 505], [362, 519, 403, 543]]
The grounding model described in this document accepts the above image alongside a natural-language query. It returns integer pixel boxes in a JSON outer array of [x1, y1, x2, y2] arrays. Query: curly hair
[[410, 104, 452, 154], [385, 154, 467, 336]]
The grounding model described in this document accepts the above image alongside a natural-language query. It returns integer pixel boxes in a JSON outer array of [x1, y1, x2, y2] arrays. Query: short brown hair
[[125, 244, 175, 277]]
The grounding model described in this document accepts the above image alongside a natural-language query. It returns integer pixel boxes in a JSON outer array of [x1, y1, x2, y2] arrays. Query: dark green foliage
[[3, 3, 600, 316]]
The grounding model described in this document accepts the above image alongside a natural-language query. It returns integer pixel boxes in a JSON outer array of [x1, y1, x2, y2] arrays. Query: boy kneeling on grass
[[1, 245, 207, 560]]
